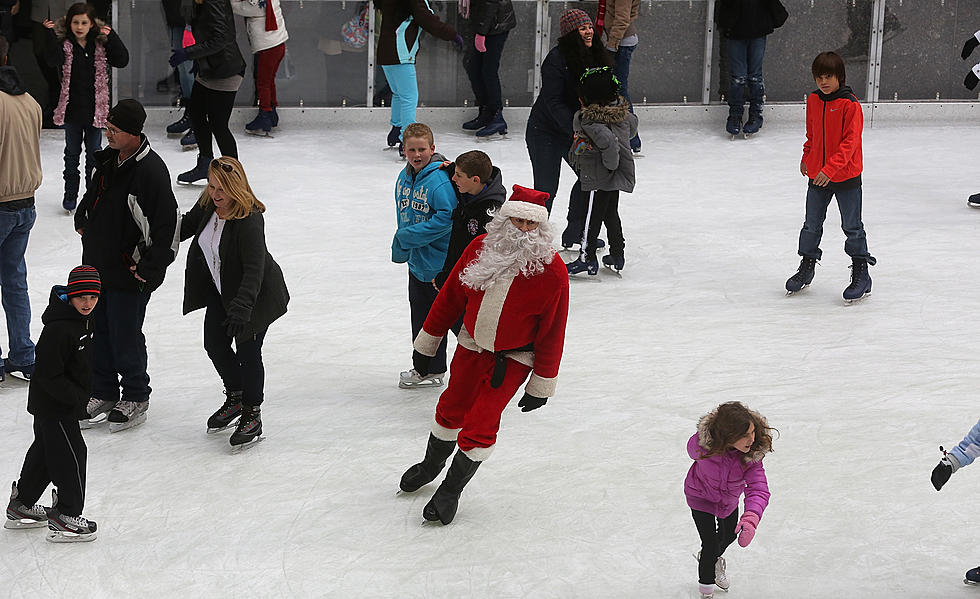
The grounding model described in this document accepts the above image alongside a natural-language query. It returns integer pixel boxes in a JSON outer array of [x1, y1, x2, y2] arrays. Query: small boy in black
[[5, 265, 100, 542]]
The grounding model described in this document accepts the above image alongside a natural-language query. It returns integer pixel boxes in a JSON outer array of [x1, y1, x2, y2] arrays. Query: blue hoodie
[[950, 419, 980, 468], [391, 156, 457, 281]]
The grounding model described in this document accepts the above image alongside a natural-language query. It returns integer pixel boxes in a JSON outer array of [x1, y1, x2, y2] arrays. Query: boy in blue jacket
[[391, 123, 457, 389]]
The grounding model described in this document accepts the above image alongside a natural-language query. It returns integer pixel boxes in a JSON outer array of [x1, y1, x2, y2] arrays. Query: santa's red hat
[[499, 185, 549, 223]]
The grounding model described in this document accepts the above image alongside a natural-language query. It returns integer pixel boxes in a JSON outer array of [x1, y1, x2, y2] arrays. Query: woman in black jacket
[[179, 156, 289, 449], [171, 0, 246, 184], [459, 0, 516, 137], [524, 8, 612, 246]]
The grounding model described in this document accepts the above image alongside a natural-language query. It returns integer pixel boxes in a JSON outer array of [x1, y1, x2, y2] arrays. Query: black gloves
[[931, 447, 961, 491], [169, 47, 189, 67], [963, 36, 980, 60], [412, 350, 431, 377], [966, 69, 980, 91], [452, 34, 464, 51], [223, 314, 247, 338], [517, 392, 547, 412]]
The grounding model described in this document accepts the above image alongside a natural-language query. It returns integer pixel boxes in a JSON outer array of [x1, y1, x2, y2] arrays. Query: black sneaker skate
[[785, 256, 817, 295], [46, 490, 96, 543], [208, 390, 243, 433], [843, 258, 872, 304], [5, 481, 48, 529], [230, 405, 263, 450]]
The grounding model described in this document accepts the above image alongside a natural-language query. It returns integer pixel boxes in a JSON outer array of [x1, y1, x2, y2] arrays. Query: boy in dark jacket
[[6, 266, 100, 542], [433, 150, 506, 290], [786, 52, 875, 303]]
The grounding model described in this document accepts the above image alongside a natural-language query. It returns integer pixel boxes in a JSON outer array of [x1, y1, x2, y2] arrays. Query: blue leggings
[[382, 64, 418, 139]]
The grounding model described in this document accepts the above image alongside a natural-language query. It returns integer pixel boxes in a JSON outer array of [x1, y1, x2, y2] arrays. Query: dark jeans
[[62, 122, 103, 201], [524, 124, 580, 216], [92, 288, 151, 403], [612, 43, 640, 150], [170, 25, 194, 99], [464, 31, 508, 112], [798, 184, 875, 264], [692, 508, 738, 585], [580, 189, 623, 260], [203, 295, 268, 407], [18, 417, 87, 516], [408, 272, 448, 374], [189, 80, 238, 159], [727, 36, 766, 117], [0, 203, 35, 365]]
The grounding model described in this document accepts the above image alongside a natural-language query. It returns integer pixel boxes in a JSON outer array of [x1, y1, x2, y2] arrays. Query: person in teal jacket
[[391, 123, 457, 389]]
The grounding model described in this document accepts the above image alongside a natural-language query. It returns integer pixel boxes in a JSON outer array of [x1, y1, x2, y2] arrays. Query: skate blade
[[6, 371, 30, 382], [230, 435, 264, 453], [108, 412, 147, 433], [79, 412, 110, 430], [46, 530, 97, 543], [965, 579, 980, 585], [785, 285, 809, 296], [843, 292, 871, 305], [180, 144, 198, 151], [476, 132, 508, 141], [207, 420, 240, 434], [398, 378, 445, 389], [4, 518, 48, 529], [245, 129, 273, 138], [602, 266, 623, 278]]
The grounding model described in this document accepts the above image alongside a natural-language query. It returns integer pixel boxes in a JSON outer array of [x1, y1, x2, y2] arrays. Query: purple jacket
[[684, 432, 770, 519]]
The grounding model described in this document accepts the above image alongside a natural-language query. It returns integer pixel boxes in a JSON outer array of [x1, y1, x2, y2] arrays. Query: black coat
[[715, 0, 780, 40], [27, 286, 93, 421], [181, 0, 245, 79], [180, 202, 289, 337], [45, 22, 129, 126], [162, 0, 185, 27], [469, 0, 515, 37], [434, 165, 506, 289], [74, 136, 179, 293]]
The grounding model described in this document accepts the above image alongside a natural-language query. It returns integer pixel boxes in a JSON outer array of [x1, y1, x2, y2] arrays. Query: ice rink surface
[[2, 116, 980, 598]]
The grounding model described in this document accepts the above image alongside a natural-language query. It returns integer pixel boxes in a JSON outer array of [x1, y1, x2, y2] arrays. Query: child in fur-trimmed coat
[[685, 401, 774, 599]]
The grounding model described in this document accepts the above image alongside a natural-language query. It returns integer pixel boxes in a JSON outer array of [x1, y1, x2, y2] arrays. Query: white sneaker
[[714, 556, 729, 590], [398, 369, 446, 389], [698, 583, 714, 598]]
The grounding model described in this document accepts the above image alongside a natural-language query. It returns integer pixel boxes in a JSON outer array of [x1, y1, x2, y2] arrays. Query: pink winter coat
[[684, 416, 770, 519]]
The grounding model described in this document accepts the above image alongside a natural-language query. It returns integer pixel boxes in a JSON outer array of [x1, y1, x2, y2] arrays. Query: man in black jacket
[[73, 99, 179, 432]]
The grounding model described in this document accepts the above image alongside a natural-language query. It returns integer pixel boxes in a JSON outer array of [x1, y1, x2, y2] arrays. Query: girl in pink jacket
[[684, 402, 774, 599]]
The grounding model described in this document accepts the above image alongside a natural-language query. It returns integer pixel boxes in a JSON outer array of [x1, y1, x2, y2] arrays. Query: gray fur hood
[[53, 17, 109, 43], [580, 98, 630, 124], [696, 405, 769, 463]]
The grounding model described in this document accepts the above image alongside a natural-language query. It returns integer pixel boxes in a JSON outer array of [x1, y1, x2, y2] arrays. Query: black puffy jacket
[[469, 0, 516, 37], [715, 0, 779, 40], [182, 0, 246, 79]]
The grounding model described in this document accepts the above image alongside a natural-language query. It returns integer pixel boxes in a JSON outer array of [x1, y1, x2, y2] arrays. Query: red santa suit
[[414, 233, 569, 461]]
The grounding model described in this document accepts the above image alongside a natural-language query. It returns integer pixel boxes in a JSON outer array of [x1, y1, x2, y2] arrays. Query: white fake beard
[[459, 214, 556, 291]]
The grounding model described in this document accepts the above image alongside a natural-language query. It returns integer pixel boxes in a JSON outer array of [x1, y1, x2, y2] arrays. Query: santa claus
[[399, 184, 570, 525]]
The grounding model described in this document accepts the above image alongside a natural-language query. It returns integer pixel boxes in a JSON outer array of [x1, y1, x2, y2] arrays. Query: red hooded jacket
[[802, 85, 863, 186]]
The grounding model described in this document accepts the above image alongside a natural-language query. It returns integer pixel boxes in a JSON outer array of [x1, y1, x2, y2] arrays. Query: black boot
[[786, 256, 817, 293], [166, 105, 192, 135], [843, 258, 872, 302], [462, 106, 491, 131], [229, 404, 262, 447], [207, 390, 243, 433], [177, 154, 212, 184], [387, 125, 401, 147], [399, 433, 457, 492], [422, 450, 481, 525]]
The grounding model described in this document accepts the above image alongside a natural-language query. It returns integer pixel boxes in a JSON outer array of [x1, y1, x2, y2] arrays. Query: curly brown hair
[[701, 402, 775, 462]]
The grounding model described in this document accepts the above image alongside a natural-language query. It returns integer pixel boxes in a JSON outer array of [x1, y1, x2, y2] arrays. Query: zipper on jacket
[[821, 99, 826, 169]]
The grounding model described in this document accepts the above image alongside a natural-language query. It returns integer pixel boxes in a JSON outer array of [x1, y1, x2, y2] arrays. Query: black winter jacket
[[162, 0, 185, 27], [27, 286, 94, 421], [75, 136, 179, 293], [376, 0, 457, 66], [181, 0, 246, 79], [715, 0, 779, 40], [469, 0, 515, 37], [180, 202, 289, 338], [433, 164, 506, 289]]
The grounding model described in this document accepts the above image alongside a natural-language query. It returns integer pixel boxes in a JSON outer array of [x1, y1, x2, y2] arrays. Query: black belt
[[489, 343, 534, 388], [0, 197, 35, 211]]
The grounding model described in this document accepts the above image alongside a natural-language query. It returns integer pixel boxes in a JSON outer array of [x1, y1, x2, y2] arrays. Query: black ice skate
[[230, 405, 263, 451], [743, 112, 763, 136], [166, 106, 192, 136], [386, 125, 401, 148], [566, 256, 599, 276], [5, 481, 48, 529], [785, 256, 817, 295], [245, 110, 274, 137], [966, 566, 980, 585], [399, 433, 457, 493], [602, 254, 624, 275], [422, 450, 481, 525], [726, 114, 742, 139], [107, 400, 148, 433], [475, 110, 507, 139], [207, 390, 243, 433], [843, 258, 872, 304], [462, 106, 491, 131], [46, 490, 97, 543]]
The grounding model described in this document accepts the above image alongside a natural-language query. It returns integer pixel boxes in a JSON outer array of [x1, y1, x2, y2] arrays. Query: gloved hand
[[517, 392, 547, 412], [222, 314, 247, 338], [965, 67, 980, 90], [169, 47, 189, 67], [932, 448, 961, 491], [412, 350, 431, 377], [452, 34, 464, 51], [571, 135, 591, 156], [963, 34, 980, 60], [735, 511, 760, 547], [474, 34, 487, 53]]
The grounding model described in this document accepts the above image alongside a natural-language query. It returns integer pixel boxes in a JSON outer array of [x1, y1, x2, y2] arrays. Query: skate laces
[[57, 513, 90, 529], [114, 400, 144, 417]]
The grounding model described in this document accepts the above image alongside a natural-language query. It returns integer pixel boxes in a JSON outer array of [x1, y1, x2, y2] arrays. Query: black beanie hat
[[578, 66, 620, 107], [107, 99, 146, 136], [67, 265, 101, 298]]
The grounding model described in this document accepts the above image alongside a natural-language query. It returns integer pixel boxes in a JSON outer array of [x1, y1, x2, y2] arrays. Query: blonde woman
[[178, 156, 288, 449]]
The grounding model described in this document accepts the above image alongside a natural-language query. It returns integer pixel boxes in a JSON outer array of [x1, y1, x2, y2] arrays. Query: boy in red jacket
[[786, 51, 875, 303]]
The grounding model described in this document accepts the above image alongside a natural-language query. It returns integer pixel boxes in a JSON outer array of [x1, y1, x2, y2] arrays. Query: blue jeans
[[612, 43, 640, 150], [63, 122, 102, 201], [0, 205, 36, 365], [524, 123, 580, 216], [798, 184, 876, 264], [170, 25, 194, 99], [464, 31, 508, 111], [727, 36, 766, 117], [382, 64, 418, 139]]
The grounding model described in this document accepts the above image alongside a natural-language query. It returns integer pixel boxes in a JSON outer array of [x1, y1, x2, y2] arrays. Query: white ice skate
[[399, 369, 446, 389], [693, 552, 730, 591], [107, 400, 148, 433], [79, 398, 116, 430]]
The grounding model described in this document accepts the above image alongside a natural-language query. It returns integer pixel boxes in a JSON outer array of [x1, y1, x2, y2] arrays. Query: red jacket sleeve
[[524, 263, 569, 397], [821, 100, 863, 180], [414, 238, 479, 354]]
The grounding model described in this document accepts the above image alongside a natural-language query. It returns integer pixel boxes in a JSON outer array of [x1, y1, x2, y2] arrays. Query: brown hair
[[454, 150, 492, 183], [65, 3, 99, 43], [198, 156, 266, 220], [701, 402, 775, 462], [402, 122, 434, 146], [811, 51, 846, 86]]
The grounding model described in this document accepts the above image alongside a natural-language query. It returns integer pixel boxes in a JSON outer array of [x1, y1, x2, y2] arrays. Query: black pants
[[580, 189, 624, 260], [203, 295, 268, 407], [524, 124, 580, 217], [463, 31, 508, 112], [17, 417, 87, 516], [408, 272, 448, 374], [692, 508, 738, 585], [31, 21, 61, 120], [189, 80, 238, 159], [92, 288, 151, 403]]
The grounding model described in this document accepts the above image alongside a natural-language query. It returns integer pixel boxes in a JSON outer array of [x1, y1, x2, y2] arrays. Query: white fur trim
[[499, 202, 548, 224], [413, 329, 443, 357], [462, 445, 494, 462], [473, 273, 515, 350], [524, 373, 557, 398], [431, 421, 461, 442]]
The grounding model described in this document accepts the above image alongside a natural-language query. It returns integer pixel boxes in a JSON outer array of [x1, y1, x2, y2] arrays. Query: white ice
[[1, 116, 979, 598]]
